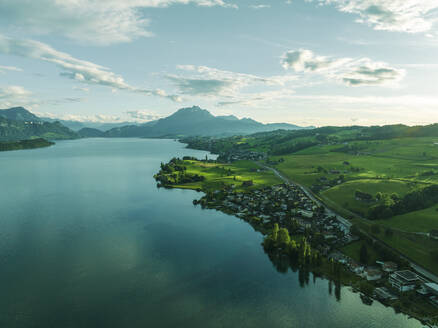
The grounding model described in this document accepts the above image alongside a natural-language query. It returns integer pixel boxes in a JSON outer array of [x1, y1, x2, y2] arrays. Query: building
[[381, 261, 398, 273], [375, 287, 398, 301], [425, 283, 438, 296], [389, 270, 419, 292], [365, 268, 382, 281], [297, 209, 313, 219]]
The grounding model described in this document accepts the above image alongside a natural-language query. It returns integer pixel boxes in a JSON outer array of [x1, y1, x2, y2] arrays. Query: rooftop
[[425, 283, 438, 292], [394, 270, 418, 281]]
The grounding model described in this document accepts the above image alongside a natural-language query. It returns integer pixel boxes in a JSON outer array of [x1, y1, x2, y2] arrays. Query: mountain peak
[[169, 106, 214, 120], [175, 106, 207, 114], [0, 106, 41, 122]]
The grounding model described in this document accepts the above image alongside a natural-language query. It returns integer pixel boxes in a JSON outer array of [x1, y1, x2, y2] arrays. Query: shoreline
[[155, 155, 438, 327]]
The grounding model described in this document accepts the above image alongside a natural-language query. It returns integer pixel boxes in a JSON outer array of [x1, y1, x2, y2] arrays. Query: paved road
[[263, 164, 438, 284], [263, 165, 351, 229]]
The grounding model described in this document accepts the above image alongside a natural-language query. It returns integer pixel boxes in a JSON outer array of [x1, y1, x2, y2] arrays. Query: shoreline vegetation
[[0, 138, 54, 152], [154, 156, 438, 327], [181, 133, 438, 276]]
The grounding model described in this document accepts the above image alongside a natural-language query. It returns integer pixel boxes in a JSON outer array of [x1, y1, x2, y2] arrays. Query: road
[[262, 165, 352, 229], [262, 164, 438, 284]]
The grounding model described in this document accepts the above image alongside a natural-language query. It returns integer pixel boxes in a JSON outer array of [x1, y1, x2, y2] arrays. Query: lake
[[0, 138, 424, 327]]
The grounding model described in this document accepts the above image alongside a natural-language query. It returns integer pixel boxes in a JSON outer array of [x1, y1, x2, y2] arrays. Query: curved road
[[263, 164, 438, 284]]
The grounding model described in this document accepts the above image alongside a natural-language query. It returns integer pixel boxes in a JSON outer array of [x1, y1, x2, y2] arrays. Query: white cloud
[[216, 88, 297, 107], [0, 65, 22, 73], [37, 110, 163, 123], [73, 86, 90, 92], [281, 49, 348, 72], [0, 34, 181, 101], [312, 0, 438, 34], [281, 49, 405, 86], [0, 85, 31, 99], [126, 110, 163, 121], [0, 0, 237, 45], [0, 85, 32, 108], [168, 65, 296, 97], [37, 112, 127, 123], [250, 4, 271, 9]]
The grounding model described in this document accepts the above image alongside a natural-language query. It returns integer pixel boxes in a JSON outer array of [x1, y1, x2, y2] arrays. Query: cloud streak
[[281, 49, 405, 86], [312, 0, 438, 34], [0, 85, 32, 108], [0, 0, 237, 45], [0, 34, 181, 101], [0, 65, 22, 73], [168, 65, 296, 98]]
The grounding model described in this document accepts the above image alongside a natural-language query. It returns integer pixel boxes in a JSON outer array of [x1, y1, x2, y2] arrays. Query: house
[[365, 268, 382, 281], [355, 190, 374, 202], [349, 263, 364, 275], [425, 283, 438, 296], [389, 270, 419, 292], [297, 209, 313, 219], [375, 287, 398, 301], [381, 261, 398, 273], [241, 180, 253, 187]]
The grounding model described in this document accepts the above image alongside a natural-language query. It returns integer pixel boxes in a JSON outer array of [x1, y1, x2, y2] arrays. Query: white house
[[389, 270, 419, 292]]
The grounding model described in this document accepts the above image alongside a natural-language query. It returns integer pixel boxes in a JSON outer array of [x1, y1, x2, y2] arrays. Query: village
[[194, 182, 438, 325]]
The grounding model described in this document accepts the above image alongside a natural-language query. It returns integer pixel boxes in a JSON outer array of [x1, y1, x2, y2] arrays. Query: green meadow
[[271, 137, 438, 274], [167, 160, 281, 192]]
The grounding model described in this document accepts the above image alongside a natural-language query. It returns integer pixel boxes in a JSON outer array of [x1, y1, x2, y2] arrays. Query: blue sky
[[0, 0, 438, 126]]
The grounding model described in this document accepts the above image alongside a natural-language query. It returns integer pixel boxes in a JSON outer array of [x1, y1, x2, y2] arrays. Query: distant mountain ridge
[[0, 106, 311, 140], [0, 107, 41, 122], [41, 117, 140, 132], [0, 107, 78, 141], [104, 106, 311, 138]]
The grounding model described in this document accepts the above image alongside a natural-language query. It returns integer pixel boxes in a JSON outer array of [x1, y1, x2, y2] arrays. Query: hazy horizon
[[1, 0, 438, 126]]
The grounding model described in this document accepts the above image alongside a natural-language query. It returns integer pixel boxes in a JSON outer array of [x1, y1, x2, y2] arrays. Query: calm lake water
[[0, 138, 424, 328]]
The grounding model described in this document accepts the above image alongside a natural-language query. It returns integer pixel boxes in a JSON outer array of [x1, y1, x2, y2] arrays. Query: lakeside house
[[364, 268, 382, 281], [375, 287, 398, 301], [389, 270, 419, 292], [425, 283, 438, 297], [376, 261, 398, 273]]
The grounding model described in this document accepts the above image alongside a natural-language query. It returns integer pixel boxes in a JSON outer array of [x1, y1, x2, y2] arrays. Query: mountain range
[[0, 106, 310, 141], [41, 117, 139, 132], [102, 106, 310, 138], [0, 117, 78, 142]]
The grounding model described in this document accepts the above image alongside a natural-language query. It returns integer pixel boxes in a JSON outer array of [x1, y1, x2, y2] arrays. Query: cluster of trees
[[0, 117, 78, 141], [270, 140, 318, 156], [0, 138, 53, 151], [154, 158, 205, 186], [355, 190, 374, 202], [263, 223, 322, 266], [369, 185, 438, 220], [351, 225, 409, 267]]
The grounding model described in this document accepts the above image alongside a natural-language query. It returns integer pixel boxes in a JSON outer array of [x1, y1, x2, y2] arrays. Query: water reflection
[[0, 139, 424, 328], [263, 246, 343, 302]]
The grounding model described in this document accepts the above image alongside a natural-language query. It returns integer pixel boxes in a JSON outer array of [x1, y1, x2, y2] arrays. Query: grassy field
[[167, 160, 282, 192], [270, 137, 438, 274], [321, 179, 415, 217], [376, 205, 438, 233], [341, 240, 379, 265], [375, 230, 438, 274]]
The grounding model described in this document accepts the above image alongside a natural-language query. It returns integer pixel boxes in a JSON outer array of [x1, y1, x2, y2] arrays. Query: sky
[[0, 0, 438, 126]]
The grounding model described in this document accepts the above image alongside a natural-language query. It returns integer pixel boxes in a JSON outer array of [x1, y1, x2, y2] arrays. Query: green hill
[[104, 106, 309, 138], [0, 107, 79, 141], [0, 138, 54, 151], [0, 106, 41, 122]]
